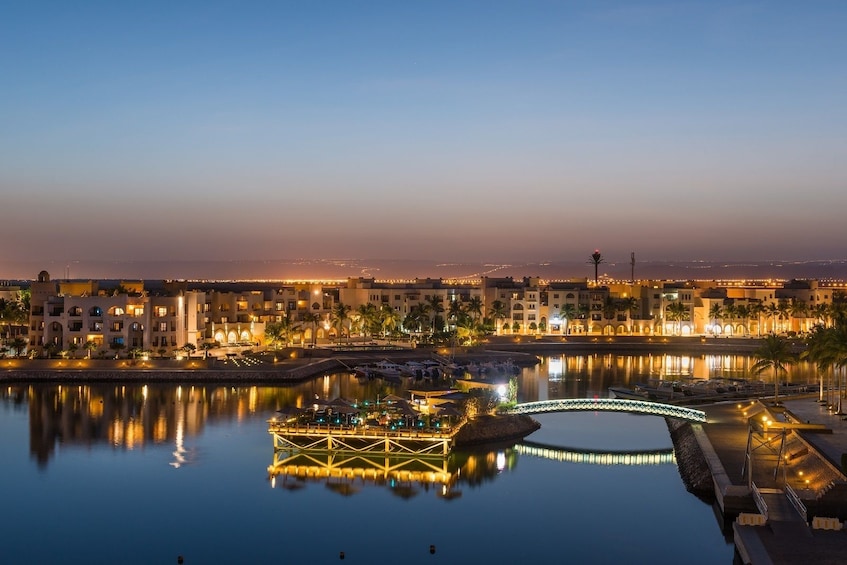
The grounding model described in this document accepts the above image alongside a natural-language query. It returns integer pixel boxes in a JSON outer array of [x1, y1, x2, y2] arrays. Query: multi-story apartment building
[[22, 271, 844, 357], [29, 271, 206, 357]]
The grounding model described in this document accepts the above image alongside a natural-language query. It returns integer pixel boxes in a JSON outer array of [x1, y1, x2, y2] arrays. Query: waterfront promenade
[[695, 397, 847, 564], [0, 335, 774, 383]]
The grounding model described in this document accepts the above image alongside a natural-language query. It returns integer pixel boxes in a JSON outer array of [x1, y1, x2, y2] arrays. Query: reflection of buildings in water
[[527, 354, 818, 403], [18, 383, 311, 468]]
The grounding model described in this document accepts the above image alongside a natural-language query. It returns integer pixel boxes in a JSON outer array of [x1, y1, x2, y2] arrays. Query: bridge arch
[[506, 398, 706, 423]]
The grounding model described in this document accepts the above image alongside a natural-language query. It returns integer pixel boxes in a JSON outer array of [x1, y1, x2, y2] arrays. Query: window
[[158, 322, 168, 332], [155, 306, 168, 317]]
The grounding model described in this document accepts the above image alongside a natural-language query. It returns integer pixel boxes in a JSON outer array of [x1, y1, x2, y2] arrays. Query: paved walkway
[[698, 395, 847, 563]]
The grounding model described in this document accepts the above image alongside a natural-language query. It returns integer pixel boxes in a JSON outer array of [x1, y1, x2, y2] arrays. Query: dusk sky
[[2, 1, 845, 273]]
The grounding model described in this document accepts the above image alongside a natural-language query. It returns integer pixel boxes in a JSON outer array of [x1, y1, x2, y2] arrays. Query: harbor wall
[[666, 419, 715, 500]]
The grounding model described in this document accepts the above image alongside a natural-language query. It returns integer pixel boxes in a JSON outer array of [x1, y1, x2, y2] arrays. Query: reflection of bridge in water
[[517, 440, 677, 466], [506, 398, 706, 423]]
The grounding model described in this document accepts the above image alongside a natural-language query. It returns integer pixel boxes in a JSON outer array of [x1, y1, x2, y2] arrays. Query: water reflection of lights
[[548, 357, 563, 381], [517, 442, 676, 466], [496, 452, 506, 471], [170, 397, 187, 469]]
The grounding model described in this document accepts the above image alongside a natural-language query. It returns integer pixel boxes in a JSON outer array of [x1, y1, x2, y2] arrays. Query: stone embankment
[[454, 414, 541, 447], [666, 418, 714, 500]]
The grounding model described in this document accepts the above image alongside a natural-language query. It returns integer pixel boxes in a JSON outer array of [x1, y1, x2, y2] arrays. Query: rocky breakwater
[[666, 418, 714, 500], [454, 414, 541, 447]]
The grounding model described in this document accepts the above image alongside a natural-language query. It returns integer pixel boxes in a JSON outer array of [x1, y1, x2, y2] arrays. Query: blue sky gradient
[[1, 1, 845, 268]]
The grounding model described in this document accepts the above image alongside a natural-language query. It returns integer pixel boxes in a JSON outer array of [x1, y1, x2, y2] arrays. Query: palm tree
[[425, 295, 444, 336], [665, 301, 689, 336], [803, 321, 847, 410], [752, 333, 795, 405], [466, 296, 484, 321], [577, 304, 590, 334], [447, 300, 464, 332], [776, 299, 791, 334], [810, 303, 829, 328], [330, 302, 351, 344], [201, 341, 217, 359], [302, 312, 320, 346], [620, 296, 639, 333], [589, 250, 604, 286], [456, 313, 485, 346], [708, 303, 724, 335], [10, 337, 27, 357], [789, 299, 808, 334], [488, 300, 508, 335], [181, 343, 196, 359], [558, 303, 577, 336], [765, 302, 780, 334], [736, 304, 750, 337], [355, 303, 378, 343], [378, 304, 400, 342], [264, 322, 286, 349], [403, 305, 427, 339], [749, 301, 765, 337], [83, 340, 98, 359], [723, 302, 738, 336]]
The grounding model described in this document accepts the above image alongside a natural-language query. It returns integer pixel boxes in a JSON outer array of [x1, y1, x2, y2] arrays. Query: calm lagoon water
[[0, 352, 788, 564]]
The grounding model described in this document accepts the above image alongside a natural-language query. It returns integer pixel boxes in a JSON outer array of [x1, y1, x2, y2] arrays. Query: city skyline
[[2, 1, 845, 270]]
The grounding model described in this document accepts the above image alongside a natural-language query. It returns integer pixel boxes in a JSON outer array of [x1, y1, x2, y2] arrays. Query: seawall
[[666, 419, 715, 500]]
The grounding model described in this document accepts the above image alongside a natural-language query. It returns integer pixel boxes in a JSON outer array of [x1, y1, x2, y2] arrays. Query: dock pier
[[685, 397, 847, 563]]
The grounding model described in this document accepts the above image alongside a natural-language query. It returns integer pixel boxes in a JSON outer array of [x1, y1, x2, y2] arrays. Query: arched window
[[89, 306, 103, 317], [109, 306, 125, 316], [68, 306, 82, 316]]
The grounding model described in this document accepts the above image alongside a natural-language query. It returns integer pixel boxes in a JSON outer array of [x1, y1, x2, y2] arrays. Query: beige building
[[23, 272, 843, 357]]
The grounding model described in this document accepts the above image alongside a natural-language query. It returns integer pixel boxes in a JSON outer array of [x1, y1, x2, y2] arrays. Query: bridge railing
[[506, 398, 706, 423], [784, 484, 808, 522], [751, 481, 769, 521]]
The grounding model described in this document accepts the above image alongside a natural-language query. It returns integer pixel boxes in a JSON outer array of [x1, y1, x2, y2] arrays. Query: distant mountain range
[[3, 258, 847, 283]]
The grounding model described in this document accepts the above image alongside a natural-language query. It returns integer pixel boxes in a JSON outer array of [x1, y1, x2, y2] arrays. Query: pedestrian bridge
[[506, 398, 706, 423]]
